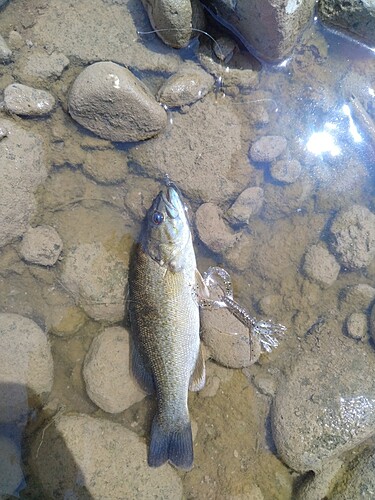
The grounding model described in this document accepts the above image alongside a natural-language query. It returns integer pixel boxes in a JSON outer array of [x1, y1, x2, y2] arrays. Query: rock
[[369, 303, 375, 343], [195, 202, 239, 253], [0, 435, 24, 497], [319, 0, 375, 46], [225, 187, 264, 225], [0, 313, 53, 423], [340, 284, 375, 312], [346, 312, 368, 341], [129, 96, 244, 203], [14, 50, 69, 84], [4, 83, 55, 116], [272, 325, 375, 472], [31, 414, 183, 499], [19, 225, 63, 266], [141, 0, 204, 48], [249, 135, 287, 162], [201, 308, 261, 368], [302, 244, 340, 287], [157, 64, 214, 107], [7, 30, 23, 50], [83, 327, 145, 413], [295, 458, 343, 500], [0, 118, 47, 248], [47, 305, 87, 337], [61, 242, 128, 322], [205, 0, 316, 62], [262, 178, 314, 220], [271, 159, 302, 183], [68, 61, 167, 142], [330, 205, 375, 270], [83, 149, 128, 184], [0, 34, 12, 62]]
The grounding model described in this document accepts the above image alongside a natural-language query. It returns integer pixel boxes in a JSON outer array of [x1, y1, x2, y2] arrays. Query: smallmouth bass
[[128, 182, 206, 470]]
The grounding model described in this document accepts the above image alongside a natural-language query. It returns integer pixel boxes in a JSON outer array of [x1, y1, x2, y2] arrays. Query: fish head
[[141, 183, 192, 272]]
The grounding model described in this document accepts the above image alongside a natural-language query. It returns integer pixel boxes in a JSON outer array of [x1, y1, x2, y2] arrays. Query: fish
[[128, 181, 206, 470]]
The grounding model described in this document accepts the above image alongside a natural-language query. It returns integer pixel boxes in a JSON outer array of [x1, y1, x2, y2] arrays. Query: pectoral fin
[[130, 337, 155, 394], [189, 343, 206, 392], [195, 269, 210, 302]]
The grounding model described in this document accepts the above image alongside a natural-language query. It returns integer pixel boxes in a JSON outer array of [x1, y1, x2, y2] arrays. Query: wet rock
[[0, 34, 12, 62], [262, 178, 314, 219], [295, 458, 343, 500], [330, 205, 375, 270], [14, 50, 69, 84], [157, 64, 214, 107], [250, 135, 287, 162], [4, 83, 55, 116], [61, 242, 128, 322], [83, 149, 128, 184], [0, 313, 53, 423], [123, 176, 160, 221], [0, 435, 24, 497], [31, 414, 183, 499], [129, 96, 243, 203], [68, 61, 167, 142], [47, 305, 87, 337], [19, 225, 63, 266], [225, 187, 264, 225], [83, 326, 145, 413], [195, 202, 238, 253], [0, 118, 47, 248], [201, 308, 261, 368], [319, 0, 375, 46], [271, 159, 302, 184], [302, 243, 340, 287], [207, 0, 316, 62], [339, 284, 375, 318], [272, 325, 375, 472], [346, 312, 368, 341], [141, 0, 204, 48]]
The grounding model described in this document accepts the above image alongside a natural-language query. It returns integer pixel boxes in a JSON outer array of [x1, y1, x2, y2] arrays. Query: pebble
[[201, 308, 261, 368], [225, 187, 264, 225], [19, 225, 63, 266], [157, 64, 214, 107], [330, 204, 375, 270], [272, 324, 375, 472], [0, 435, 24, 497], [0, 313, 53, 423], [83, 326, 145, 413], [270, 159, 302, 183], [195, 202, 239, 253], [68, 61, 167, 142], [302, 243, 340, 287], [249, 135, 287, 162], [4, 83, 55, 116], [31, 414, 183, 499], [0, 34, 12, 62], [346, 312, 368, 340], [61, 242, 127, 322]]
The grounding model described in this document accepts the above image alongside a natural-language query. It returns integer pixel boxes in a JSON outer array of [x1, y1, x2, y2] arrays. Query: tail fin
[[148, 417, 193, 471]]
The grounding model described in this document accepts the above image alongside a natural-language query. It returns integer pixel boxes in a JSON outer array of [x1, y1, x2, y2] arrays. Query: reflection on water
[[0, 1, 375, 498]]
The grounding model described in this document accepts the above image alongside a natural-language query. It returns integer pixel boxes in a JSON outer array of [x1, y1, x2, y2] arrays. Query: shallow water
[[1, 0, 375, 498]]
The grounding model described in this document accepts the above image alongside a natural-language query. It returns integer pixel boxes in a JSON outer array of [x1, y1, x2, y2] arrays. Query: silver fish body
[[128, 183, 205, 470]]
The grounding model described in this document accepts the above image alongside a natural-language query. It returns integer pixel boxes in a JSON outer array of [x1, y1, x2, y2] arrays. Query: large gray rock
[[31, 414, 183, 499], [4, 83, 55, 116], [272, 325, 375, 472], [83, 327, 145, 413], [319, 0, 375, 46], [0, 314, 53, 423], [68, 62, 167, 142], [61, 242, 128, 322], [204, 0, 316, 61], [0, 119, 47, 248], [330, 205, 375, 270]]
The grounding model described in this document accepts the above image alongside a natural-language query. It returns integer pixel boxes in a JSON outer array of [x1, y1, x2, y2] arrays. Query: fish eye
[[152, 210, 164, 225]]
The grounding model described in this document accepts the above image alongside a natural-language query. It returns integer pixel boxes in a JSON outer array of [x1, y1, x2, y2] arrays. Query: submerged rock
[[0, 313, 53, 423], [272, 325, 375, 472], [271, 159, 302, 184], [31, 414, 183, 499], [330, 205, 375, 270], [302, 243, 340, 287], [346, 312, 368, 341], [195, 202, 239, 253], [225, 187, 264, 225], [83, 327, 145, 413], [68, 61, 167, 142], [14, 49, 69, 84], [250, 135, 287, 162], [19, 225, 63, 266], [4, 83, 55, 116]]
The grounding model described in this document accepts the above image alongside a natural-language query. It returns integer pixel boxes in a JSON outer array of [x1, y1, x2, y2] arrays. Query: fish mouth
[[160, 183, 182, 219]]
